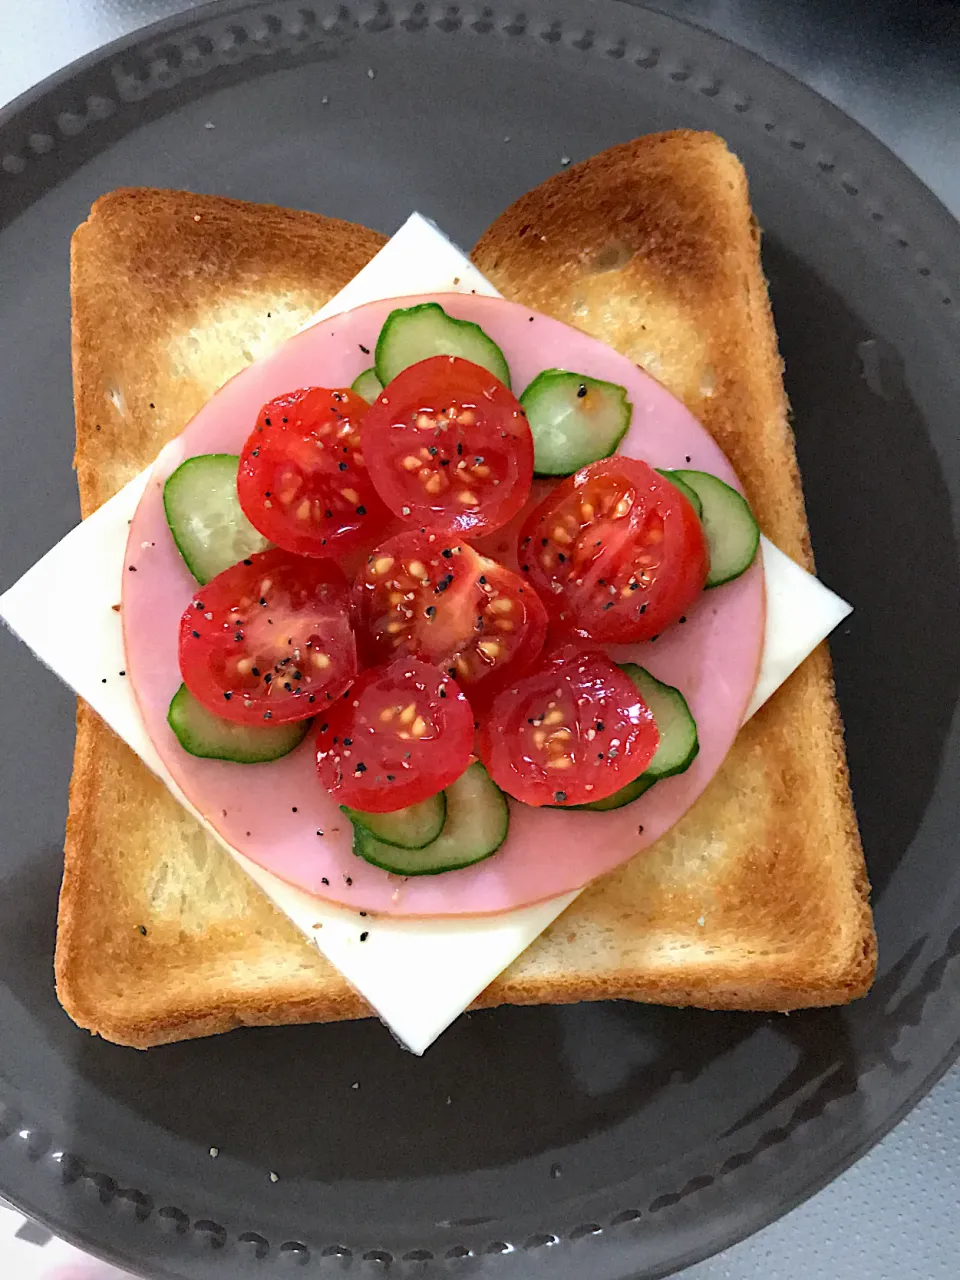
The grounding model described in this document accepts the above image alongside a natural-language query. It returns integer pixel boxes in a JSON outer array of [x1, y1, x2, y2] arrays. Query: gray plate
[[1, 2, 959, 1277]]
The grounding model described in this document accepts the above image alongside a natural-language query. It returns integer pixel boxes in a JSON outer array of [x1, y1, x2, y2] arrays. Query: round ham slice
[[123, 294, 765, 917]]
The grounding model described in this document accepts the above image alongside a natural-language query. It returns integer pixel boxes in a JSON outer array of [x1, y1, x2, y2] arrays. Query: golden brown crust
[[59, 149, 875, 1048]]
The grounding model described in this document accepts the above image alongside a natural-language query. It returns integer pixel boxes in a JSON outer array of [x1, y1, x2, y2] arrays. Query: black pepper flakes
[[360, 931, 369, 942], [338, 461, 348, 471], [577, 383, 587, 398], [138, 925, 148, 936], [322, 876, 330, 885], [554, 790, 567, 803], [359, 343, 370, 354]]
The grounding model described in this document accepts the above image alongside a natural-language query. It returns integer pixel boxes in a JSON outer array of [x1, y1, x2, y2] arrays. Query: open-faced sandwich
[[0, 131, 876, 1051]]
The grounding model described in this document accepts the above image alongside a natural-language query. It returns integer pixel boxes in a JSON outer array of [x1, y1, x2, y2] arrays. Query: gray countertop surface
[[2, 2, 958, 1277]]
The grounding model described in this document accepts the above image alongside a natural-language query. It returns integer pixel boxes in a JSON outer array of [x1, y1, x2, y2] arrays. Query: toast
[[57, 134, 876, 1048]]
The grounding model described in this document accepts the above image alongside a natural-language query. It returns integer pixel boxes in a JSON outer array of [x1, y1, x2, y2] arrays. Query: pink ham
[[123, 294, 764, 917]]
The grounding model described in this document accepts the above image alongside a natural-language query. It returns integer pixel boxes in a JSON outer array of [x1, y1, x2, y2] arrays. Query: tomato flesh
[[353, 529, 486, 667], [315, 657, 474, 811], [238, 387, 390, 556], [476, 645, 659, 806], [361, 356, 534, 536], [353, 530, 548, 702], [178, 549, 357, 726], [518, 458, 708, 643], [440, 558, 548, 705]]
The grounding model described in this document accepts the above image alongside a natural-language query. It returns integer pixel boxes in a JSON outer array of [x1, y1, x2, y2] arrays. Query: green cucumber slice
[[341, 792, 446, 850], [374, 302, 511, 388], [657, 468, 703, 518], [351, 366, 384, 404], [521, 369, 632, 475], [163, 454, 270, 585], [575, 665, 699, 811], [670, 469, 760, 587], [351, 762, 509, 875], [167, 684, 309, 763]]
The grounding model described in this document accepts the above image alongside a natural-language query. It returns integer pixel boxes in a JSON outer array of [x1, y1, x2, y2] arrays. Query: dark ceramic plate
[[1, 2, 960, 1277]]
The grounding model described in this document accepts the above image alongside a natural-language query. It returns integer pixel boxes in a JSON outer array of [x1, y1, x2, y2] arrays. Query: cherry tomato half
[[361, 356, 534, 536], [315, 657, 474, 811], [518, 458, 708, 643], [238, 387, 390, 556], [352, 529, 485, 667], [442, 558, 548, 705], [178, 549, 357, 726], [476, 645, 659, 806]]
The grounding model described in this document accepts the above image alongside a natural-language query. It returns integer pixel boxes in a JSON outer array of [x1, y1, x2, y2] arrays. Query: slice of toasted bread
[[58, 137, 875, 1049]]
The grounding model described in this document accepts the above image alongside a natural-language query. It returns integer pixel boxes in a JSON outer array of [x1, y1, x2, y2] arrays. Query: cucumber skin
[[658, 468, 704, 518], [374, 302, 512, 389], [163, 453, 269, 586], [350, 763, 509, 875], [351, 367, 384, 404], [521, 369, 632, 476], [167, 684, 310, 763], [340, 793, 446, 851], [671, 469, 760, 588]]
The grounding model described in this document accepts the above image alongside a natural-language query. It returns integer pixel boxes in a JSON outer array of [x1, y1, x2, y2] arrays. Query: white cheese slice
[[0, 214, 851, 1054]]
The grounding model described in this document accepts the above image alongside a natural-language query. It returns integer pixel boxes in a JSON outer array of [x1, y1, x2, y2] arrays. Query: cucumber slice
[[163, 454, 270, 585], [341, 792, 446, 850], [351, 366, 384, 404], [657, 468, 703, 518], [351, 763, 509, 875], [521, 369, 632, 475], [167, 684, 309, 763], [618, 665, 699, 780], [374, 303, 511, 388], [574, 665, 699, 811], [671, 469, 760, 587]]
